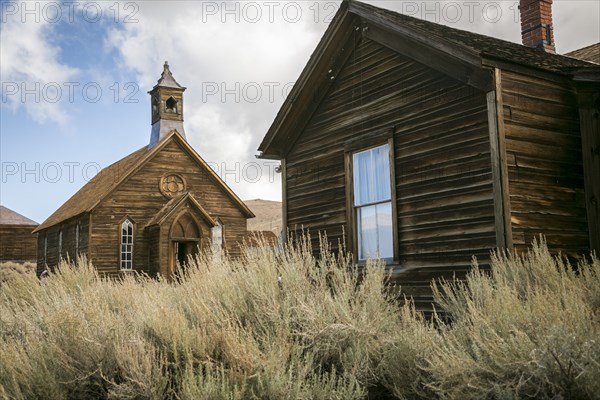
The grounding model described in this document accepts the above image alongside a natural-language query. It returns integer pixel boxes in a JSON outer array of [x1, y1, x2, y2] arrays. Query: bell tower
[[148, 61, 186, 148]]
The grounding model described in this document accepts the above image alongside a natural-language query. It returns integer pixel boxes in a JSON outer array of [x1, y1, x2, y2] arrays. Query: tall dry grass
[[0, 236, 598, 399], [0, 262, 35, 284]]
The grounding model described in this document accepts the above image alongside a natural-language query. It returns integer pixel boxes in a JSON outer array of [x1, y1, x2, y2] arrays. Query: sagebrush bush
[[0, 236, 598, 399], [428, 238, 600, 399]]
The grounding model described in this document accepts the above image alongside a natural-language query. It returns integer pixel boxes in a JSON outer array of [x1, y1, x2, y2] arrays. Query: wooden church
[[34, 63, 254, 277]]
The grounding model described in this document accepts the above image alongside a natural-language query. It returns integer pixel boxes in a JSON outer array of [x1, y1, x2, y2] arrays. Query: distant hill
[[244, 199, 282, 235]]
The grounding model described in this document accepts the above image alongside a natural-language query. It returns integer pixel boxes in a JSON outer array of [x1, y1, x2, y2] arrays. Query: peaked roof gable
[[258, 0, 599, 159], [0, 206, 38, 226], [146, 192, 216, 227], [35, 131, 253, 232]]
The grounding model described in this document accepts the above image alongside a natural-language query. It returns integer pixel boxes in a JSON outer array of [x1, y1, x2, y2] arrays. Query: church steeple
[[148, 62, 186, 148]]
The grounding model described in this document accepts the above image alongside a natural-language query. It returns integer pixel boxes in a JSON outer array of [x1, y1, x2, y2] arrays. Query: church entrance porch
[[169, 212, 201, 277]]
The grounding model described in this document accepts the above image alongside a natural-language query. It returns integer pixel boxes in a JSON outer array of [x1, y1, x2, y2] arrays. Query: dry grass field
[[0, 262, 35, 284], [0, 237, 598, 399]]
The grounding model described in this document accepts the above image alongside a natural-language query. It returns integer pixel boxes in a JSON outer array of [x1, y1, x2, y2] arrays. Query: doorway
[[170, 212, 201, 278], [173, 240, 199, 275]]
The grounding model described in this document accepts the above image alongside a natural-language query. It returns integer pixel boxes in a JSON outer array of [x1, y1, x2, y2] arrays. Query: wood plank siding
[[36, 214, 89, 275], [500, 70, 590, 256], [285, 38, 497, 306], [0, 226, 37, 263]]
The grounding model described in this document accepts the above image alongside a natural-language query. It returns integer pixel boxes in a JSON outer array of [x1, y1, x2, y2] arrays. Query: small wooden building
[[258, 0, 600, 308], [0, 206, 38, 263], [34, 63, 254, 277]]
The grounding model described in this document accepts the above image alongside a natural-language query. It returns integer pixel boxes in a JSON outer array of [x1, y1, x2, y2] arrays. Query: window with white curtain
[[353, 143, 393, 261], [120, 219, 134, 270]]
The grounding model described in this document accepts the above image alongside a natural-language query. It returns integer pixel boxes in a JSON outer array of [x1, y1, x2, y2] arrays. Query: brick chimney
[[519, 0, 555, 53]]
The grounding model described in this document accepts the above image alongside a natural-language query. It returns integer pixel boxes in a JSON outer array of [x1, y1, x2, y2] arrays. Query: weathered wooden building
[[34, 63, 254, 277], [258, 0, 600, 308], [0, 206, 38, 263]]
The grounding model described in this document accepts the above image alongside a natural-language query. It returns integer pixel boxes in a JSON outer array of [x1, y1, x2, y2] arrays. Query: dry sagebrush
[[0, 237, 598, 399], [0, 236, 435, 399], [428, 238, 600, 399]]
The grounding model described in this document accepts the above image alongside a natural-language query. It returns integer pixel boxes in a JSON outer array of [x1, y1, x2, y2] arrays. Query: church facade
[[34, 63, 254, 277]]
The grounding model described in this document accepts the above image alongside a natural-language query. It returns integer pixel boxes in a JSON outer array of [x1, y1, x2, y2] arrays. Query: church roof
[[34, 131, 253, 232], [0, 206, 38, 226], [566, 43, 600, 64], [152, 61, 185, 90]]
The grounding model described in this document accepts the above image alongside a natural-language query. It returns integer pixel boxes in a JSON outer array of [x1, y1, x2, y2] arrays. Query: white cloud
[[103, 1, 326, 201], [1, 11, 79, 125]]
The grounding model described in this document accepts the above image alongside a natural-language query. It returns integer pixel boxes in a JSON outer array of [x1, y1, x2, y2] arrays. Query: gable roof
[[258, 0, 600, 159], [146, 192, 216, 227], [0, 206, 38, 226], [566, 43, 600, 64], [34, 131, 253, 232]]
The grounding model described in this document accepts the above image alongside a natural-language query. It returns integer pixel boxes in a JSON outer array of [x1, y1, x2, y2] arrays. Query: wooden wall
[[90, 139, 248, 275], [500, 70, 589, 256], [285, 38, 497, 308], [0, 225, 37, 263], [36, 214, 89, 274]]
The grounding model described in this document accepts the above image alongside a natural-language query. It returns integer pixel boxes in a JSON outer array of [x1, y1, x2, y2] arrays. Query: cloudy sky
[[1, 0, 598, 224]]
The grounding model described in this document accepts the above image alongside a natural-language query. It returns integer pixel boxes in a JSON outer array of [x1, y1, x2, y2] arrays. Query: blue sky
[[1, 0, 599, 224]]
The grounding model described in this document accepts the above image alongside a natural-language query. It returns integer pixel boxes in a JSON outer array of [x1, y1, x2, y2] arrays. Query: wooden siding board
[[0, 225, 37, 263], [501, 70, 589, 256], [576, 86, 600, 253]]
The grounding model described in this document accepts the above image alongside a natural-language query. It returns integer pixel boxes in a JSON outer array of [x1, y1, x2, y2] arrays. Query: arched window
[[165, 96, 177, 113], [120, 219, 134, 270], [211, 221, 223, 260]]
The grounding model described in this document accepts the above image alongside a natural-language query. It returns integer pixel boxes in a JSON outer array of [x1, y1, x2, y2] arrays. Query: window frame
[[58, 230, 63, 260], [119, 217, 135, 271], [75, 222, 80, 262], [43, 234, 47, 265], [345, 133, 398, 264], [211, 219, 224, 260]]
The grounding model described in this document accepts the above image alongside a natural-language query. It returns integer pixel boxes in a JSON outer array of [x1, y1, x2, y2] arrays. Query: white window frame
[[211, 221, 223, 260], [120, 219, 134, 270], [346, 136, 397, 264]]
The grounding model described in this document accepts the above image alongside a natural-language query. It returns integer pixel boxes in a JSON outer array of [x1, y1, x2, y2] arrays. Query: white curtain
[[353, 144, 391, 206]]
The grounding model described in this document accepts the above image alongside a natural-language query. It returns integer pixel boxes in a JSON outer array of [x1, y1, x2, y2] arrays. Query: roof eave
[[258, 0, 495, 158]]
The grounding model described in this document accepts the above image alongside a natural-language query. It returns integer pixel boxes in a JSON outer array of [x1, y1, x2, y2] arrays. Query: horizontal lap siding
[[501, 70, 588, 256], [0, 226, 37, 263], [35, 215, 89, 273], [90, 140, 248, 273], [286, 38, 495, 307]]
